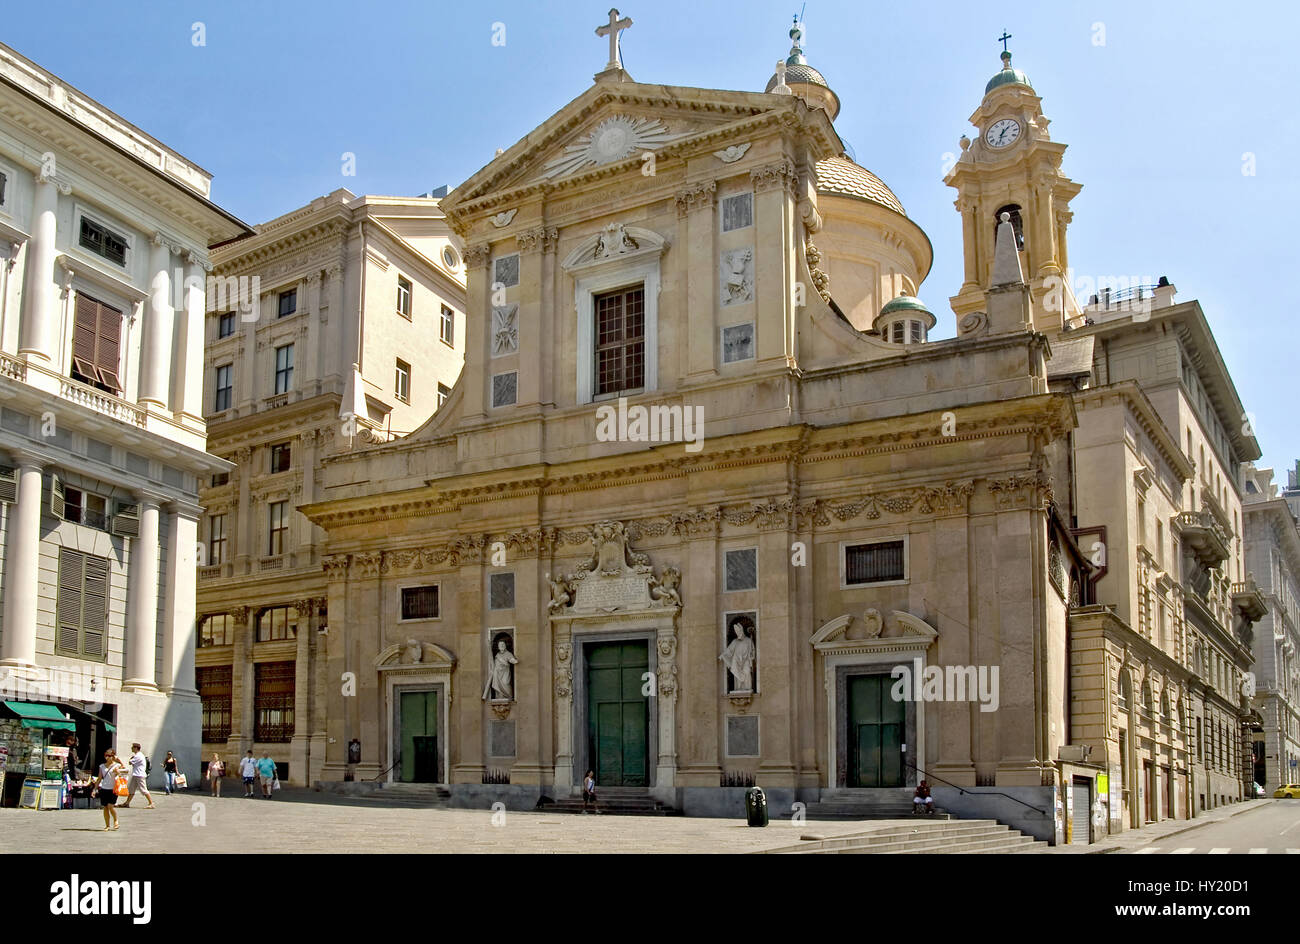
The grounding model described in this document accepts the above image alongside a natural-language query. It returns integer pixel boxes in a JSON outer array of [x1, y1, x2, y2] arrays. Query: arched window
[[994, 204, 1025, 250], [1118, 672, 1132, 710], [1141, 680, 1153, 711], [1160, 688, 1171, 721]]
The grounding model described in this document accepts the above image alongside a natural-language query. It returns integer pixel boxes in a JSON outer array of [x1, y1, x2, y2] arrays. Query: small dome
[[765, 63, 829, 92], [815, 155, 907, 216], [986, 51, 1032, 94], [880, 294, 933, 319]]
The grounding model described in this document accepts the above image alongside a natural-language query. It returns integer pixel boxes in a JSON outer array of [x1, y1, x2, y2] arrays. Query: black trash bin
[[744, 786, 768, 827]]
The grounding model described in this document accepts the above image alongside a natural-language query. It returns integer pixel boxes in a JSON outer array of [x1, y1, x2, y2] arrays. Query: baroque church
[[299, 14, 1258, 840]]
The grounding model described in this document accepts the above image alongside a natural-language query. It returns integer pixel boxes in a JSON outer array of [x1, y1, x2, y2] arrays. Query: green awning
[[104, 723, 116, 732], [21, 718, 75, 732], [4, 701, 70, 723]]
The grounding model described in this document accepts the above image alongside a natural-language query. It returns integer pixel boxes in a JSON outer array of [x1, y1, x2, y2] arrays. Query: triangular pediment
[[441, 80, 839, 214]]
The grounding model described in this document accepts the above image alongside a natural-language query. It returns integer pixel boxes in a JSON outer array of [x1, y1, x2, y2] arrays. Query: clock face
[[985, 118, 1022, 149]]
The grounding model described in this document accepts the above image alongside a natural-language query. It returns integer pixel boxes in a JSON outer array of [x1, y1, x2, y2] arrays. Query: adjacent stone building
[[0, 40, 248, 791], [194, 189, 466, 783]]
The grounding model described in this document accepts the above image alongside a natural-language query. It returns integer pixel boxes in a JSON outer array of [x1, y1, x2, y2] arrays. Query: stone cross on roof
[[596, 8, 633, 71]]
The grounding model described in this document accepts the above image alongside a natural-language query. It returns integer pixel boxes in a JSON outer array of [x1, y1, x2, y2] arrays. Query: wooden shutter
[[0, 466, 15, 504], [72, 296, 100, 382], [57, 548, 84, 653], [111, 501, 139, 537], [50, 474, 64, 519], [82, 555, 108, 657], [96, 306, 123, 391]]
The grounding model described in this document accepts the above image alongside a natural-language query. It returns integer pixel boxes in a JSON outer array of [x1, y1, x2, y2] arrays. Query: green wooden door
[[848, 675, 904, 787], [399, 691, 439, 783], [587, 641, 649, 786]]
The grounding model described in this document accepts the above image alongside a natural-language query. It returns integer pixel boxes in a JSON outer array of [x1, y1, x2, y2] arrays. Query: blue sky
[[6, 1, 1295, 475]]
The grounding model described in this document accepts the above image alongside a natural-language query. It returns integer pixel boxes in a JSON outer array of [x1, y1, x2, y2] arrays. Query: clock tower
[[946, 43, 1082, 333]]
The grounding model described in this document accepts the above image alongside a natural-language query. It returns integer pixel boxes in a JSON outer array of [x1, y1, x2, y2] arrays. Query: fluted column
[[176, 255, 207, 421], [19, 176, 59, 362], [139, 236, 174, 408], [123, 498, 162, 692], [0, 457, 45, 668]]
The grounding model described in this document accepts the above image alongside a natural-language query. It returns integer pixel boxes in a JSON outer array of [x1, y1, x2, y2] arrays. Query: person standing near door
[[583, 770, 598, 813]]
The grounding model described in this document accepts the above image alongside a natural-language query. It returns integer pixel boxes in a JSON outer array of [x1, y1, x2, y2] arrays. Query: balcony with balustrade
[[1173, 511, 1230, 567]]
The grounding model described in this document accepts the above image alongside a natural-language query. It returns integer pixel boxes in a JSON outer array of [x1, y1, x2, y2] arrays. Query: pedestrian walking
[[583, 769, 597, 813], [93, 749, 126, 831], [257, 752, 278, 798], [120, 743, 155, 809], [238, 750, 257, 797], [207, 754, 225, 797], [162, 751, 178, 794]]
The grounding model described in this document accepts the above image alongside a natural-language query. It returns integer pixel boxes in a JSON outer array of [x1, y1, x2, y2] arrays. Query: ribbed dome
[[765, 63, 828, 92], [879, 294, 933, 318], [815, 155, 907, 216], [985, 52, 1032, 94]]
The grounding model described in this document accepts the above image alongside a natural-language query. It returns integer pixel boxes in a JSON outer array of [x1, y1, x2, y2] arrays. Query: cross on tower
[[998, 30, 1013, 53], [596, 8, 633, 72]]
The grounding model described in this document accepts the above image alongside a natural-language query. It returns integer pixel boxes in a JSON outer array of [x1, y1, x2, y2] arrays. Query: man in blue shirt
[[256, 752, 278, 798]]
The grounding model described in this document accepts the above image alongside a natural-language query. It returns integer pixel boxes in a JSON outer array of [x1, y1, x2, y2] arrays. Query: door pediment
[[812, 609, 938, 656]]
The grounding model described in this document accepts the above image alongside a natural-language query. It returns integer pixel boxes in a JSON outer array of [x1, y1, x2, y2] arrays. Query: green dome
[[880, 294, 932, 317], [986, 52, 1032, 94]]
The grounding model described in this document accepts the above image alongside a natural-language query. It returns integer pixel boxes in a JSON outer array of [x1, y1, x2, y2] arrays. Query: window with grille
[[198, 666, 232, 743], [218, 312, 236, 338], [274, 345, 294, 394], [256, 605, 299, 642], [401, 585, 439, 620], [71, 294, 123, 393], [199, 614, 233, 647], [594, 286, 645, 396], [56, 548, 109, 660], [79, 217, 128, 266], [397, 277, 412, 319], [440, 305, 455, 346], [277, 289, 297, 318], [724, 548, 757, 591], [844, 539, 906, 585], [270, 442, 291, 474], [208, 513, 227, 565], [268, 500, 288, 556], [395, 359, 411, 402], [214, 364, 232, 411], [489, 573, 515, 610], [254, 662, 295, 742]]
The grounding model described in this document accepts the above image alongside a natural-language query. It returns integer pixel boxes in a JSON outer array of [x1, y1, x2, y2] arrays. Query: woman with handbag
[[163, 751, 178, 794], [207, 753, 225, 797], [93, 749, 126, 831]]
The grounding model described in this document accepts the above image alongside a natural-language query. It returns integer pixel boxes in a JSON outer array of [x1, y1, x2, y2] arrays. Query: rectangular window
[[60, 486, 108, 531], [55, 548, 109, 659], [397, 276, 412, 319], [277, 289, 297, 318], [71, 294, 123, 393], [274, 344, 294, 394], [269, 442, 292, 474], [218, 312, 236, 338], [395, 359, 411, 403], [890, 322, 905, 343], [492, 371, 517, 408], [724, 548, 758, 592], [0, 170, 7, 208], [254, 662, 295, 742], [214, 364, 233, 412], [594, 286, 645, 396], [909, 320, 923, 343], [721, 193, 753, 232], [198, 666, 232, 743], [401, 585, 440, 620], [208, 513, 227, 566], [268, 500, 289, 556], [494, 254, 519, 288], [437, 383, 451, 408], [256, 606, 299, 643], [721, 322, 754, 364], [489, 573, 515, 610], [78, 216, 128, 266], [844, 539, 907, 585], [199, 614, 233, 648], [440, 304, 455, 346]]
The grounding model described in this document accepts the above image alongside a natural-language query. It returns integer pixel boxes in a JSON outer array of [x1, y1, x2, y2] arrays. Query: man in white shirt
[[120, 743, 155, 809], [238, 750, 258, 798]]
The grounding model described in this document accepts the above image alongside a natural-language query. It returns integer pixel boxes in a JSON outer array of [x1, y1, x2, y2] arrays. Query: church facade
[[301, 21, 1096, 839]]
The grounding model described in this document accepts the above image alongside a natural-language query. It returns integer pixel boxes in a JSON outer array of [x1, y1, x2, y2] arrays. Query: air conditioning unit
[[1058, 745, 1092, 763]]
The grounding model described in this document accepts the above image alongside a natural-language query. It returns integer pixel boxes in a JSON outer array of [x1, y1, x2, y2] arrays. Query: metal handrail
[[905, 761, 1050, 818]]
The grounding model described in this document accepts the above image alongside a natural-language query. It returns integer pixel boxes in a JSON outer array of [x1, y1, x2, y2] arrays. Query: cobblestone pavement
[[0, 787, 868, 854]]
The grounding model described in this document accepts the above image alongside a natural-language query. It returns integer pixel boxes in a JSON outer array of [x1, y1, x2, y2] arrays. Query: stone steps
[[763, 819, 1051, 854], [537, 788, 680, 816]]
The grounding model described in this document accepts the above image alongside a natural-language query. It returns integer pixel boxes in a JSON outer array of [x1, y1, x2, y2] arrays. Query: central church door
[[399, 691, 439, 783], [848, 674, 904, 787], [587, 641, 648, 786]]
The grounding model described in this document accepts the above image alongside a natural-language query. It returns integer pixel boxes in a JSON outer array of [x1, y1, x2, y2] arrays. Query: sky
[[4, 0, 1296, 476]]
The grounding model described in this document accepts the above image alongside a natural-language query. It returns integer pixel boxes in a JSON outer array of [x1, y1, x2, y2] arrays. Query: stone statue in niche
[[720, 615, 757, 693], [482, 633, 518, 701], [546, 572, 574, 612], [649, 565, 682, 607], [720, 248, 754, 306]]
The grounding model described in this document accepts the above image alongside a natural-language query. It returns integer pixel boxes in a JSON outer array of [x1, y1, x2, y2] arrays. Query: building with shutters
[[0, 41, 249, 790], [194, 189, 466, 784]]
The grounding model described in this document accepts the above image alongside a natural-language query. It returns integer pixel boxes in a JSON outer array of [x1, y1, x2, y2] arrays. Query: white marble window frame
[[574, 261, 660, 405], [397, 580, 442, 624], [839, 534, 910, 590], [72, 202, 135, 273]]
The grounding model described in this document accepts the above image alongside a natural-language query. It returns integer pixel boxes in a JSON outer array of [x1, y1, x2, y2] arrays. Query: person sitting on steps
[[913, 780, 935, 816]]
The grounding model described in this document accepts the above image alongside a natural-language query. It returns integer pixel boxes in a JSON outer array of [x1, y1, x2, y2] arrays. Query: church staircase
[[537, 786, 681, 816], [795, 787, 950, 820], [761, 819, 1050, 854]]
